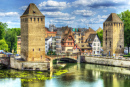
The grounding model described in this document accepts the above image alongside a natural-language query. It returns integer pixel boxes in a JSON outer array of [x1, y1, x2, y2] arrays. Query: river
[[0, 63, 130, 87]]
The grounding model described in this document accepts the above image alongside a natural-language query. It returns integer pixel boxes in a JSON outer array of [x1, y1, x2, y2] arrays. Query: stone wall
[[84, 56, 130, 68], [10, 57, 50, 71]]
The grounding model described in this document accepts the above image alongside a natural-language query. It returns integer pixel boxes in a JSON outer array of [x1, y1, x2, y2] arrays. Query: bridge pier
[[77, 55, 81, 63]]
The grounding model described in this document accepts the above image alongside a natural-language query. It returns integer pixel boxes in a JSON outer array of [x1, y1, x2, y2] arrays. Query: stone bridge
[[45, 55, 80, 62]]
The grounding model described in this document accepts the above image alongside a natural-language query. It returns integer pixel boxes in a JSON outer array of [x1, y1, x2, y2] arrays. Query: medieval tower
[[20, 3, 45, 61], [103, 13, 124, 56]]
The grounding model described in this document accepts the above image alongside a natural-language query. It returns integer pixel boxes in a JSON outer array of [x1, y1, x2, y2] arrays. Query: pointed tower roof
[[21, 3, 44, 17], [104, 13, 123, 23], [96, 27, 103, 33]]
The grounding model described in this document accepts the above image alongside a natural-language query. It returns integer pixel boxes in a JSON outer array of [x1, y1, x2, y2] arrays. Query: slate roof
[[45, 37, 52, 41], [104, 13, 123, 23], [21, 3, 44, 17], [86, 34, 97, 43]]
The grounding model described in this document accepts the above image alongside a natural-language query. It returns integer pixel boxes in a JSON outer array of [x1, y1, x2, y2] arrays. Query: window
[[41, 18, 42, 21], [120, 45, 121, 48], [33, 49, 34, 51], [94, 43, 96, 46], [39, 48, 40, 51], [30, 18, 32, 21], [41, 55, 42, 59], [34, 18, 35, 21], [106, 30, 107, 36], [79, 34, 80, 36], [33, 11, 35, 13], [98, 43, 99, 46], [68, 43, 69, 45], [110, 41, 111, 48], [82, 45, 84, 47], [38, 18, 39, 22], [71, 43, 72, 45]]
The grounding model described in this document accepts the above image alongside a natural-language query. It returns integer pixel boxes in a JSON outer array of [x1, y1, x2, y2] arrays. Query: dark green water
[[0, 63, 130, 87]]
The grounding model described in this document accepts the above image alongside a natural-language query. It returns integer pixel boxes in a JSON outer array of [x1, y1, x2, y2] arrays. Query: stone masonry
[[103, 13, 124, 56], [20, 3, 45, 61]]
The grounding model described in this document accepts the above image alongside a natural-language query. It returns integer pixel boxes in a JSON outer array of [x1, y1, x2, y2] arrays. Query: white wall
[[45, 37, 52, 54], [92, 35, 101, 55]]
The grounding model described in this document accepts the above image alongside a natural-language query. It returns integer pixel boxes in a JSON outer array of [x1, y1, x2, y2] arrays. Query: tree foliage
[[0, 39, 8, 51], [118, 10, 130, 54], [4, 28, 21, 52], [97, 30, 103, 46], [0, 22, 7, 40]]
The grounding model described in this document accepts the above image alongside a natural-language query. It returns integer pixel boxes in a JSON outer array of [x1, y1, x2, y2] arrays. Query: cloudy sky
[[0, 0, 130, 30]]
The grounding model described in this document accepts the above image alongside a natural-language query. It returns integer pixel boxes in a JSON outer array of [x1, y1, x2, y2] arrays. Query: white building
[[45, 37, 52, 54], [86, 34, 101, 56]]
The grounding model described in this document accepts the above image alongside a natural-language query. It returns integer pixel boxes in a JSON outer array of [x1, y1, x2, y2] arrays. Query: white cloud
[[19, 6, 28, 10], [103, 10, 107, 12], [0, 12, 19, 17], [38, 0, 70, 11], [72, 10, 95, 17], [72, 0, 128, 7], [90, 15, 109, 23], [42, 11, 70, 18]]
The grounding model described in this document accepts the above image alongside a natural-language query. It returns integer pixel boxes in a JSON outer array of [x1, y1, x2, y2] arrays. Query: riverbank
[[84, 56, 130, 68]]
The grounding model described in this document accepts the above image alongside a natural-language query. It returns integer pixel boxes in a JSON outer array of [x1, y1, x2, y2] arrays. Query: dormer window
[[33, 11, 35, 13]]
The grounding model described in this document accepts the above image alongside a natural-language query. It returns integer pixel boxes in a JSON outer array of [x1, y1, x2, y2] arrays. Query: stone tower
[[103, 13, 124, 56], [20, 3, 45, 61]]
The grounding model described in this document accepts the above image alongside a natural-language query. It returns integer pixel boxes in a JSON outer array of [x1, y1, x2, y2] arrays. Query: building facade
[[45, 37, 52, 54], [103, 13, 124, 56], [20, 3, 45, 61], [91, 35, 101, 55], [45, 27, 57, 38], [17, 36, 21, 55]]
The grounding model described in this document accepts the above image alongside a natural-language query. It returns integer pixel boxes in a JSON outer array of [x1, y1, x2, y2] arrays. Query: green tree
[[4, 29, 17, 52], [97, 30, 103, 46], [0, 39, 8, 51], [0, 22, 7, 40], [118, 10, 130, 54]]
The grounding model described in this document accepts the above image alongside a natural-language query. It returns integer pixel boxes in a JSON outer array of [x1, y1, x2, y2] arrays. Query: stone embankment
[[84, 56, 130, 68]]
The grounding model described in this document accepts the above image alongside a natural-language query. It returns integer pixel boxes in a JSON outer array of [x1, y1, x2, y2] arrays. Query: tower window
[[34, 18, 35, 21], [38, 18, 39, 22], [33, 11, 35, 13], [39, 48, 40, 51], [41, 55, 42, 59], [119, 23, 120, 26], [30, 18, 32, 21], [106, 30, 107, 36], [110, 41, 111, 48], [120, 45, 121, 48], [41, 18, 42, 21], [33, 49, 34, 51]]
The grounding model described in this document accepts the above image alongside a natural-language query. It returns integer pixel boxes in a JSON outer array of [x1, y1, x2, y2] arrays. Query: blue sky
[[0, 0, 130, 30]]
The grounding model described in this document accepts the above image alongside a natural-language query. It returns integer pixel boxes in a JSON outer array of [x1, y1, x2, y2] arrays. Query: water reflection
[[0, 63, 130, 87]]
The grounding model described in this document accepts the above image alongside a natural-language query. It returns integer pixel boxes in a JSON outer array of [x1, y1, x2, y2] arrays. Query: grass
[[123, 53, 130, 57]]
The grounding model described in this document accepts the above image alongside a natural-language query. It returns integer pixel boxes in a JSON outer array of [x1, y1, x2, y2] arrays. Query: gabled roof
[[104, 13, 123, 23], [45, 37, 52, 41], [61, 27, 75, 42], [21, 3, 44, 17], [86, 34, 97, 43], [85, 27, 95, 33]]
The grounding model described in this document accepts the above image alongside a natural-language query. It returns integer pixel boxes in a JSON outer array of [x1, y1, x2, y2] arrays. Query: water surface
[[0, 63, 130, 87]]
